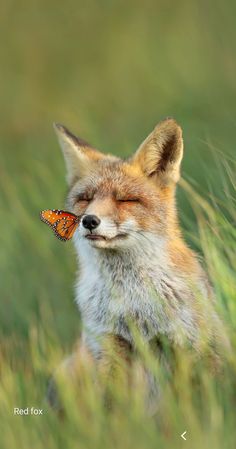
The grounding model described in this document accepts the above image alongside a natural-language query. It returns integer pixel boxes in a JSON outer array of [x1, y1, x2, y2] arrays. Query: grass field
[[0, 1, 236, 448]]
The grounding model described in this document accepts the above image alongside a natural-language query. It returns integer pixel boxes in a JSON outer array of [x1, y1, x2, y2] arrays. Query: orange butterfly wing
[[40, 209, 80, 241]]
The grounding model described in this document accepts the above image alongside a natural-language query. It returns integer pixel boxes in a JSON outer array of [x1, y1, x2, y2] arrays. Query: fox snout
[[77, 210, 137, 249], [82, 215, 101, 231]]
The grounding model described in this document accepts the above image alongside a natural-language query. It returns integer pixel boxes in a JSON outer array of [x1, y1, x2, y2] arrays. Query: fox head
[[54, 118, 183, 251]]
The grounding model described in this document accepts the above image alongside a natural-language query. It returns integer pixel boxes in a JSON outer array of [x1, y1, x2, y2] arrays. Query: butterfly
[[40, 209, 81, 241]]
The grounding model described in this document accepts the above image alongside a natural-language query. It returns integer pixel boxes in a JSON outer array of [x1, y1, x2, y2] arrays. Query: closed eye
[[117, 198, 140, 203], [73, 196, 93, 206], [76, 192, 94, 202]]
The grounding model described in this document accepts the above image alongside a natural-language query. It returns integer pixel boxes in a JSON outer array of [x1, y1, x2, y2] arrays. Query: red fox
[[49, 118, 228, 409]]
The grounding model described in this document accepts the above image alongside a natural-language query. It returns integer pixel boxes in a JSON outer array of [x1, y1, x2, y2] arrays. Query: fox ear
[[132, 118, 183, 184], [53, 123, 104, 185]]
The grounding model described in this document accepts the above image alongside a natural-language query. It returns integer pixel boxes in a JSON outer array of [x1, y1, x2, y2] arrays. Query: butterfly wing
[[54, 215, 79, 241], [40, 209, 80, 241]]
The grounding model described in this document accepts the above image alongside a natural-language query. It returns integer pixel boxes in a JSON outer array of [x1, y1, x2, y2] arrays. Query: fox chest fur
[[75, 237, 206, 356]]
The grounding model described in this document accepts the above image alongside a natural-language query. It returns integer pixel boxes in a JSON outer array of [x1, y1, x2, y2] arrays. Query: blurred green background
[[0, 0, 236, 353]]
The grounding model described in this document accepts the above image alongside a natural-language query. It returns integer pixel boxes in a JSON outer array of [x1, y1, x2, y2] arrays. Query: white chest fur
[[74, 236, 203, 355]]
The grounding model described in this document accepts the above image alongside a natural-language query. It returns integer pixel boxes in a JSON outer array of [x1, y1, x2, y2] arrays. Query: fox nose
[[82, 214, 101, 231]]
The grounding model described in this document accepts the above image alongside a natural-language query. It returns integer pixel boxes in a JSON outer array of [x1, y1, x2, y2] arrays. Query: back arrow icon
[[181, 431, 187, 440]]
